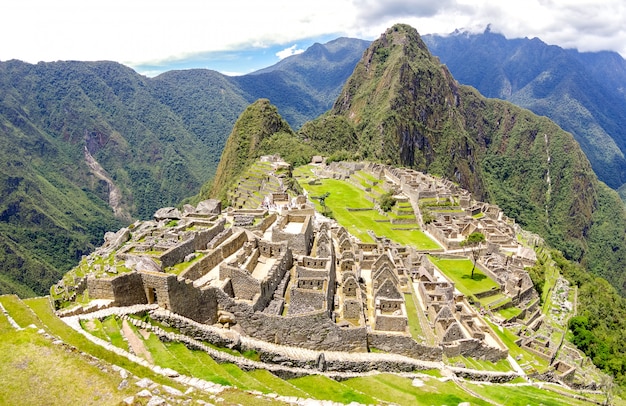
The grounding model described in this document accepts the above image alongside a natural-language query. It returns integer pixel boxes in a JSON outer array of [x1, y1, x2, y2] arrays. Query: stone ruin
[[56, 192, 510, 362]]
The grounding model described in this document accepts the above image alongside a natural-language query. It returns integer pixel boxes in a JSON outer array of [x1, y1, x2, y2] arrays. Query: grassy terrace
[[404, 293, 424, 341], [0, 294, 608, 405], [295, 166, 441, 250], [485, 318, 550, 373], [427, 256, 499, 297]]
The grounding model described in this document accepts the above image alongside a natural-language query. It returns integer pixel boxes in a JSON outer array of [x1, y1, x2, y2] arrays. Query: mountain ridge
[[0, 38, 367, 296], [423, 28, 626, 190], [294, 24, 626, 295]]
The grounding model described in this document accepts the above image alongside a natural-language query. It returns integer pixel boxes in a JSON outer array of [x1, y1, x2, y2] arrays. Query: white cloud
[[2, 0, 626, 68], [276, 45, 305, 60]]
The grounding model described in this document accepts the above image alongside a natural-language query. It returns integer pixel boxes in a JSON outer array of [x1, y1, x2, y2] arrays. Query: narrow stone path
[[121, 319, 153, 363]]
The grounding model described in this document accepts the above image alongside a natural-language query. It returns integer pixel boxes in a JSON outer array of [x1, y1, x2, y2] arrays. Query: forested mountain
[[422, 28, 626, 191], [0, 38, 368, 296], [297, 24, 626, 296]]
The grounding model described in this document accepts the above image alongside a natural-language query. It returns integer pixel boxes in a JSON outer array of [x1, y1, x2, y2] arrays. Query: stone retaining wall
[[367, 333, 442, 361]]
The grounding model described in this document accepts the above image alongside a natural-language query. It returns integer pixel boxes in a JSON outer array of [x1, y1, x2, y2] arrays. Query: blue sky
[[4, 1, 626, 77]]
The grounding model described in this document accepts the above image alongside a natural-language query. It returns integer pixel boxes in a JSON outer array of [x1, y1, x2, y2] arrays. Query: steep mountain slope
[[0, 60, 212, 295], [233, 37, 370, 129], [0, 38, 368, 297], [206, 99, 296, 202], [422, 29, 626, 190], [310, 24, 626, 294]]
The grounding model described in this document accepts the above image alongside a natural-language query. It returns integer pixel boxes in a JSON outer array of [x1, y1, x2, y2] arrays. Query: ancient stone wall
[[179, 249, 224, 281], [253, 250, 292, 312], [374, 312, 407, 332], [343, 298, 362, 319], [272, 214, 313, 255], [288, 288, 328, 315], [367, 333, 442, 361], [165, 278, 219, 325], [296, 266, 328, 279], [302, 257, 329, 269], [87, 272, 147, 306], [219, 264, 260, 301], [255, 212, 278, 233], [159, 237, 196, 269], [141, 271, 173, 307], [217, 292, 368, 352], [257, 240, 289, 258], [221, 230, 249, 258], [443, 338, 508, 362]]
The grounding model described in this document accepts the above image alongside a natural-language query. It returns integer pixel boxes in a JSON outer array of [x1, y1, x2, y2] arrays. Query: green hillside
[[311, 24, 626, 296], [423, 29, 626, 191]]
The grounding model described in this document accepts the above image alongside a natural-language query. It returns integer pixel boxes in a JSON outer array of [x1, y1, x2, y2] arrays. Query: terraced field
[[0, 293, 615, 405]]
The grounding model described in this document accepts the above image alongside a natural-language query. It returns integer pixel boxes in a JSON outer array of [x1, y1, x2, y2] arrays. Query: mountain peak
[[207, 99, 293, 201]]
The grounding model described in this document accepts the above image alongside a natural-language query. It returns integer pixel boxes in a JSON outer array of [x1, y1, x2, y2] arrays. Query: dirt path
[[121, 319, 153, 364]]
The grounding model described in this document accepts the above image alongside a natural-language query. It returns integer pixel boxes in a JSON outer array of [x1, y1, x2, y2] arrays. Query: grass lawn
[[288, 374, 378, 404], [23, 297, 184, 389], [298, 175, 441, 250], [463, 382, 601, 406], [497, 306, 523, 320], [446, 355, 513, 372], [342, 373, 491, 406], [428, 256, 499, 296], [404, 293, 424, 341], [0, 327, 134, 406], [484, 319, 549, 373], [247, 369, 309, 398]]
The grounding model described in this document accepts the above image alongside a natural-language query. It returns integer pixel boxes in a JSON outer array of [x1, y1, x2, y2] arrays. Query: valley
[[33, 156, 612, 405], [2, 21, 626, 404]]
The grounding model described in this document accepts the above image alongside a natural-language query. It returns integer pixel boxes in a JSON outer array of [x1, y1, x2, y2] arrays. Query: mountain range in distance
[[422, 27, 626, 194], [2, 24, 626, 300]]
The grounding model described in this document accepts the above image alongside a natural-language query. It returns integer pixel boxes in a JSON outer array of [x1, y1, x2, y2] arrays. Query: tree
[[379, 191, 396, 212], [313, 192, 330, 215], [460, 232, 485, 279]]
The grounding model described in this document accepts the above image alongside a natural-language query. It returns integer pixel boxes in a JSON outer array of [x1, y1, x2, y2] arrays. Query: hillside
[[206, 99, 296, 202], [237, 37, 370, 129], [422, 28, 626, 191], [0, 38, 367, 297], [302, 24, 626, 295]]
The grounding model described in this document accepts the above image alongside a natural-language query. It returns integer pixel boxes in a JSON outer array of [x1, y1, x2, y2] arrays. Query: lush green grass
[[446, 355, 513, 372], [23, 297, 184, 389], [463, 382, 600, 406], [0, 295, 44, 329], [80, 318, 109, 342], [485, 319, 549, 373], [288, 375, 378, 404], [0, 327, 133, 406], [428, 256, 499, 296], [342, 373, 491, 405], [297, 174, 441, 249], [404, 293, 424, 341], [497, 306, 523, 320], [143, 333, 191, 374], [247, 370, 310, 398], [0, 310, 12, 335]]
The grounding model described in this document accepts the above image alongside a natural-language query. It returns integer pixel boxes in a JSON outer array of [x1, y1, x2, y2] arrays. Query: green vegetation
[[484, 319, 550, 373], [288, 375, 378, 404], [460, 232, 486, 279], [428, 256, 499, 297], [296, 168, 441, 250], [342, 373, 490, 405], [204, 99, 296, 204], [530, 249, 626, 390], [424, 30, 626, 192], [0, 326, 134, 406], [404, 293, 424, 341], [378, 190, 396, 212]]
